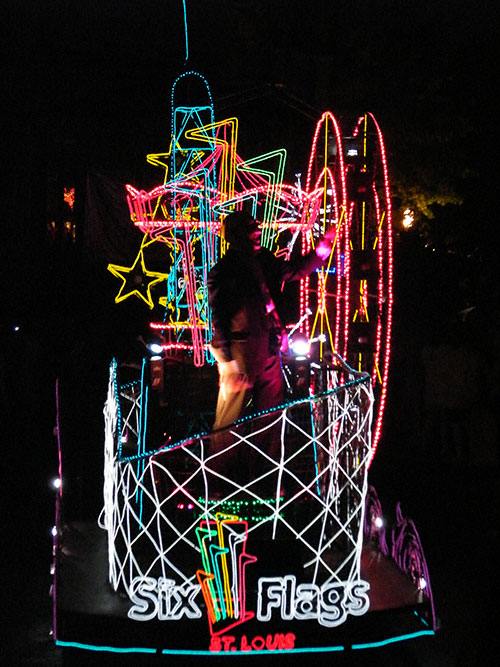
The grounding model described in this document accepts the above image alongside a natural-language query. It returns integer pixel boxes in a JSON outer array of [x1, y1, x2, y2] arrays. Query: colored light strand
[[110, 72, 393, 459], [56, 630, 435, 656], [365, 112, 393, 463], [182, 0, 189, 62]]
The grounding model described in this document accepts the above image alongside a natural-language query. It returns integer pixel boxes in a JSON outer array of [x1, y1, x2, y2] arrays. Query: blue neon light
[[351, 630, 435, 650], [113, 359, 124, 459], [135, 358, 148, 511], [55, 640, 156, 654], [308, 398, 321, 497], [182, 0, 189, 61], [118, 375, 369, 464], [414, 609, 430, 627], [56, 630, 434, 656]]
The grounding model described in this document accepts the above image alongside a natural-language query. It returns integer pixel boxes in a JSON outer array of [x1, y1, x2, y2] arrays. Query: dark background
[[1, 1, 498, 664]]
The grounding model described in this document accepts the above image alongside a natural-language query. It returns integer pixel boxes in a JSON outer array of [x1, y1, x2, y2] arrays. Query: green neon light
[[236, 150, 287, 249], [197, 497, 284, 523], [195, 524, 221, 621], [209, 543, 229, 618]]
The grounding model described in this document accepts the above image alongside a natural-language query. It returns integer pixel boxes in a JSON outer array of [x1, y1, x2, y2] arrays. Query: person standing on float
[[207, 210, 334, 466]]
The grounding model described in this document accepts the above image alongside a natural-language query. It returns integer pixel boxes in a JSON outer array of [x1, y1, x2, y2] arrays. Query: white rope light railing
[[99, 359, 374, 601]]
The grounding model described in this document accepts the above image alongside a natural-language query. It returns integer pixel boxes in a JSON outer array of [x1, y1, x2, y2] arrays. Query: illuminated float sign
[[257, 577, 370, 626], [127, 516, 370, 652], [128, 576, 370, 626], [102, 355, 375, 654], [128, 574, 370, 653], [98, 69, 383, 655]]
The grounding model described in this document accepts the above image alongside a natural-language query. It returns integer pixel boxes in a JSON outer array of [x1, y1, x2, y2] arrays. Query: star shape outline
[[108, 236, 168, 310]]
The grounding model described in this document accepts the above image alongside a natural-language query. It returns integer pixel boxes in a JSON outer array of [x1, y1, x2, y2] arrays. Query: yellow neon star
[[107, 237, 168, 309]]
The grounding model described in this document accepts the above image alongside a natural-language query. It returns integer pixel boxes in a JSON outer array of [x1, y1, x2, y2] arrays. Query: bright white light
[[402, 208, 414, 229], [149, 343, 163, 355], [51, 477, 62, 490], [150, 355, 162, 361], [51, 526, 58, 537], [418, 576, 427, 590], [374, 516, 384, 529], [290, 335, 310, 357]]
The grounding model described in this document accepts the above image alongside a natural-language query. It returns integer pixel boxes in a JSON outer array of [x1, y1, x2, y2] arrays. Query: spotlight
[[149, 343, 163, 355], [402, 208, 415, 229], [289, 333, 311, 359], [51, 477, 62, 491], [374, 516, 384, 529], [288, 336, 311, 398]]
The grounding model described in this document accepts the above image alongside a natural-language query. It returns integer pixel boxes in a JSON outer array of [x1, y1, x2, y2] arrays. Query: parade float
[[52, 70, 435, 661]]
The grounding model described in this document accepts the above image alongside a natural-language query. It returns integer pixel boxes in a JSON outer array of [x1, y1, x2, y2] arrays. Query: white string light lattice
[[99, 360, 374, 598]]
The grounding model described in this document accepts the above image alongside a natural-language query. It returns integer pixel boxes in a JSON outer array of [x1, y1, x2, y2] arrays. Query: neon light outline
[[108, 71, 394, 460], [196, 515, 257, 636], [56, 630, 435, 655], [107, 234, 169, 310]]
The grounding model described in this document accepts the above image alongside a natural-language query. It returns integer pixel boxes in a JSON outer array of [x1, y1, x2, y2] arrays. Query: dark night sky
[[3, 0, 496, 174]]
